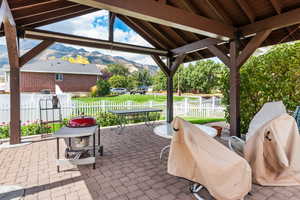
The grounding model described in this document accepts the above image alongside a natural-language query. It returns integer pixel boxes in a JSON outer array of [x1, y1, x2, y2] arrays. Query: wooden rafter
[[268, 0, 297, 41], [151, 55, 170, 76], [159, 26, 197, 61], [143, 22, 177, 49], [24, 29, 168, 56], [269, 0, 282, 14], [9, 0, 59, 10], [16, 5, 93, 26], [235, 0, 255, 23], [20, 40, 55, 66], [117, 15, 168, 49], [67, 0, 235, 39], [12, 1, 77, 20], [205, 0, 233, 24], [240, 8, 300, 37], [21, 8, 98, 29]]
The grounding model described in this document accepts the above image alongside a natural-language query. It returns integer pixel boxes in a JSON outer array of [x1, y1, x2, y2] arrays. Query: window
[[55, 73, 63, 81]]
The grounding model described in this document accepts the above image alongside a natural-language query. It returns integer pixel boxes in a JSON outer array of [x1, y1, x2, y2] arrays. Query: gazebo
[[1, 0, 300, 144]]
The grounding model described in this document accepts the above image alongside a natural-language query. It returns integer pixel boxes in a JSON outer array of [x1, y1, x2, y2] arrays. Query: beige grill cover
[[168, 117, 251, 200], [244, 113, 300, 186]]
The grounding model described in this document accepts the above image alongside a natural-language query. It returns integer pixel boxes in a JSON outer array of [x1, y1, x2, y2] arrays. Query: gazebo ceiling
[[2, 0, 300, 63]]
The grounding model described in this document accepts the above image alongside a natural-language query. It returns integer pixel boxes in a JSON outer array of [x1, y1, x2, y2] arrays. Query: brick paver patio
[[1, 124, 300, 200]]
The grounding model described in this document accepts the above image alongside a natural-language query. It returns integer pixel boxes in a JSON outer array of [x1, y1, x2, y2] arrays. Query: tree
[[107, 64, 129, 76], [108, 75, 128, 88], [186, 60, 225, 94], [220, 42, 300, 134], [152, 71, 167, 91], [130, 69, 153, 88], [94, 78, 110, 96]]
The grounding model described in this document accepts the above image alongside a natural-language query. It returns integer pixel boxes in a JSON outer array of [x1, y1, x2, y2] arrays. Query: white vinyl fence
[[0, 96, 225, 124]]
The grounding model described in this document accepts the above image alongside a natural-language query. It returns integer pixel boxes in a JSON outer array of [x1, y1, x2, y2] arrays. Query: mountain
[[0, 42, 159, 74]]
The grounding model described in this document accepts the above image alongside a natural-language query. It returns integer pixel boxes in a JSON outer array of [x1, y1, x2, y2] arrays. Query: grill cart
[[39, 95, 62, 137], [53, 116, 103, 172]]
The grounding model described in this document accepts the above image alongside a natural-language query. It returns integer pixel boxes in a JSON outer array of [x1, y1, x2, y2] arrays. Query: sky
[[40, 10, 157, 65], [1, 10, 157, 65]]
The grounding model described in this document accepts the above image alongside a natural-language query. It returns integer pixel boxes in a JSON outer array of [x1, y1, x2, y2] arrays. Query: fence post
[[149, 101, 153, 108], [212, 96, 215, 111], [184, 98, 188, 116]]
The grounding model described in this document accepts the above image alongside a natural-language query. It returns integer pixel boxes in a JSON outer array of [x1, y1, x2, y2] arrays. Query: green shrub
[[0, 122, 52, 139], [108, 75, 128, 89], [0, 123, 9, 139], [220, 42, 300, 134], [95, 78, 110, 97], [22, 123, 52, 135]]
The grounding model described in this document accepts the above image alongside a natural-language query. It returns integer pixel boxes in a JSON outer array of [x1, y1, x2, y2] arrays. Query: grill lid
[[67, 116, 96, 128]]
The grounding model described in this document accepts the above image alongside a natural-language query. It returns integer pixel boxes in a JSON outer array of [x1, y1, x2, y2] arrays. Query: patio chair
[[168, 117, 251, 200], [293, 106, 300, 131], [228, 101, 300, 186], [228, 101, 287, 154]]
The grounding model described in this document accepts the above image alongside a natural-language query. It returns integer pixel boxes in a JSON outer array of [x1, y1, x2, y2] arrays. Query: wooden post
[[3, 19, 21, 144], [207, 30, 271, 137], [166, 57, 173, 123], [229, 40, 240, 137], [108, 12, 116, 42]]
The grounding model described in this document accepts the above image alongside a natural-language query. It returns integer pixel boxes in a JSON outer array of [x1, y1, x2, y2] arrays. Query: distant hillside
[[0, 41, 158, 74]]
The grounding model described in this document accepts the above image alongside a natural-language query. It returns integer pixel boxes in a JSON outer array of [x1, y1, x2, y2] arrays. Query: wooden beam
[[67, 0, 236, 39], [229, 41, 240, 137], [240, 8, 300, 37], [151, 55, 170, 76], [235, 0, 255, 23], [24, 29, 168, 56], [170, 54, 186, 76], [20, 40, 54, 66], [108, 12, 116, 42], [171, 38, 223, 55], [236, 30, 272, 68], [3, 19, 21, 144], [207, 45, 230, 67]]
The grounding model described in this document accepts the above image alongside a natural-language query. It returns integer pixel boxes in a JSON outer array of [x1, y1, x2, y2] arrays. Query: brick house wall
[[20, 72, 98, 93]]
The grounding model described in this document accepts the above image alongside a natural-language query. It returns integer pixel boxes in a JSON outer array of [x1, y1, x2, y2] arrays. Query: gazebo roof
[[2, 0, 300, 63]]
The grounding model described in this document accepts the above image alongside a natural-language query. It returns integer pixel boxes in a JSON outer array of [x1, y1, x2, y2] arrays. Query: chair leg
[[190, 183, 205, 200], [159, 145, 170, 160]]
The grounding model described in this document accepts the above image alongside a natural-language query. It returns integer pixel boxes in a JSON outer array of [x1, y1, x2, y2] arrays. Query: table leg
[[93, 133, 96, 169], [117, 115, 126, 134], [98, 125, 103, 156], [57, 138, 60, 172]]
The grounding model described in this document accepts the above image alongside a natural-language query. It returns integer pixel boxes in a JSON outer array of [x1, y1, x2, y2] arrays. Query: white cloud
[[38, 10, 155, 65]]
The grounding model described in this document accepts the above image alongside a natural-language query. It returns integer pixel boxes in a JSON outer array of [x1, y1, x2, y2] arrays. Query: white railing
[[0, 97, 225, 124]]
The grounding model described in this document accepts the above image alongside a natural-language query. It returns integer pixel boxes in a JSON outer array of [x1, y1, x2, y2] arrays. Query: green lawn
[[183, 117, 225, 124], [74, 94, 197, 103]]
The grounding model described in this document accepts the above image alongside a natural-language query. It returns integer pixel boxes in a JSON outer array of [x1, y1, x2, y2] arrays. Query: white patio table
[[154, 123, 217, 159]]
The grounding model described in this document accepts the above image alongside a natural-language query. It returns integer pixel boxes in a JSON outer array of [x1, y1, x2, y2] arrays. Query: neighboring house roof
[[2, 60, 103, 76]]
